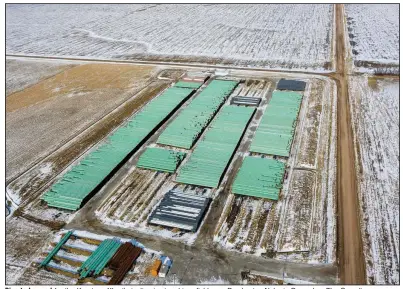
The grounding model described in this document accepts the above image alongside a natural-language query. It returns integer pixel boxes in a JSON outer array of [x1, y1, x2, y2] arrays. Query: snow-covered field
[[349, 76, 399, 284], [7, 4, 334, 71], [345, 4, 399, 70]]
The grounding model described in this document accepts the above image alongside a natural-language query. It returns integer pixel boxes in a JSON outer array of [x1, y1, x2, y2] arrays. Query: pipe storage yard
[[176, 105, 255, 188], [249, 91, 303, 157], [148, 190, 211, 232], [136, 147, 186, 173], [33, 230, 169, 285], [8, 65, 341, 284], [157, 79, 239, 149], [41, 85, 194, 211], [231, 157, 286, 200]]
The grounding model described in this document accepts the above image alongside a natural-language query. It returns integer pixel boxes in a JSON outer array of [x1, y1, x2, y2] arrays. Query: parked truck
[[158, 256, 172, 278]]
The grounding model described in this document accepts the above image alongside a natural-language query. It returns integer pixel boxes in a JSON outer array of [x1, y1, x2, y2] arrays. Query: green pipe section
[[40, 230, 73, 267], [232, 156, 286, 200], [137, 147, 186, 173], [176, 105, 255, 188], [158, 80, 239, 149], [250, 91, 302, 157]]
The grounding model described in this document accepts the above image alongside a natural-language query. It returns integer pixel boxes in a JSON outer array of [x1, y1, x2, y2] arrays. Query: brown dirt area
[[295, 79, 324, 167], [7, 63, 155, 112], [277, 170, 316, 252], [6, 61, 163, 181]]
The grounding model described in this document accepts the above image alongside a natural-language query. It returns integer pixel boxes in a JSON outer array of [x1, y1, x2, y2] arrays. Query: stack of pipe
[[108, 242, 142, 285], [78, 238, 121, 279]]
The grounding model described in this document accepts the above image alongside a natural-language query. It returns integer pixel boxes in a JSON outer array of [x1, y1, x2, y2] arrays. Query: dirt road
[[334, 4, 366, 284]]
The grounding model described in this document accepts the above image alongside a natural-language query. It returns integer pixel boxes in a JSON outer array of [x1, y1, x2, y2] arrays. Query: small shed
[[230, 96, 261, 106], [276, 79, 306, 91]]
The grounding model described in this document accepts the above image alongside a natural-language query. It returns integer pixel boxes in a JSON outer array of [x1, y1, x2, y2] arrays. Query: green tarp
[[176, 105, 255, 188], [250, 91, 302, 157], [158, 80, 239, 149], [137, 147, 186, 173], [232, 156, 285, 200]]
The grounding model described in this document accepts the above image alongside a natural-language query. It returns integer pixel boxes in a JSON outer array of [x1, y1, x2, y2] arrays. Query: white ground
[[349, 76, 399, 284], [197, 277, 230, 284], [344, 4, 399, 66], [6, 217, 54, 284], [6, 59, 75, 96], [7, 4, 333, 71]]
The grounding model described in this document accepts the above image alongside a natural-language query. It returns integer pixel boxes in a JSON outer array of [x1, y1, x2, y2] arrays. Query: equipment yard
[[5, 3, 399, 286]]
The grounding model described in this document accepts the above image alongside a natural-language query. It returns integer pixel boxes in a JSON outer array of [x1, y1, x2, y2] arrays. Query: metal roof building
[[230, 96, 261, 106], [148, 190, 211, 232], [276, 79, 307, 91]]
